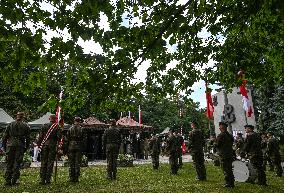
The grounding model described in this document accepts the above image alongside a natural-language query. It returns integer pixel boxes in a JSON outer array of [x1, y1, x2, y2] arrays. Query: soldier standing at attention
[[188, 121, 206, 181], [37, 114, 61, 185], [177, 132, 184, 168], [144, 137, 149, 160], [267, 132, 283, 177], [149, 135, 161, 170], [215, 122, 235, 188], [261, 133, 273, 171], [166, 131, 179, 174], [102, 120, 121, 180], [244, 125, 267, 186], [66, 117, 85, 182], [2, 112, 30, 186]]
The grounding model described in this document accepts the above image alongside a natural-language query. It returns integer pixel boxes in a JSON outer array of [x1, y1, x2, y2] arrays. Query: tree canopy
[[0, 0, 283, 115]]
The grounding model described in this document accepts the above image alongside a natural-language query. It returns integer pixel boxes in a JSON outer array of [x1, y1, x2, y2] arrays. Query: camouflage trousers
[[192, 152, 206, 180], [250, 155, 266, 185], [68, 149, 82, 182], [4, 146, 25, 184], [106, 144, 119, 179], [40, 145, 56, 183], [271, 155, 283, 177], [178, 149, 183, 168], [169, 152, 179, 174], [220, 158, 234, 186], [151, 154, 159, 169]]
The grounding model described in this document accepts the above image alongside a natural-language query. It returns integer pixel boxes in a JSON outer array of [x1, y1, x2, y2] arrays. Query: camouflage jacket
[[244, 132, 262, 156], [215, 131, 234, 159], [66, 124, 85, 150], [149, 137, 161, 155], [267, 137, 281, 157], [188, 129, 205, 153], [102, 126, 121, 150], [37, 122, 61, 147], [2, 120, 31, 150]]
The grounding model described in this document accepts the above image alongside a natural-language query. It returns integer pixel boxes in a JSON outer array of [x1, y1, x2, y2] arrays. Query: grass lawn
[[0, 162, 283, 193]]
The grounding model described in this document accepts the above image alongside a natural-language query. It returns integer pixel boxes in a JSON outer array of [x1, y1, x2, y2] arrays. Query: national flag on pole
[[182, 142, 186, 154], [138, 105, 142, 127], [205, 83, 214, 119], [56, 89, 64, 146], [239, 80, 253, 117]]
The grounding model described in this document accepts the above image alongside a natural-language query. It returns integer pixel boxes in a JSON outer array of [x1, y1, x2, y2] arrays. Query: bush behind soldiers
[[2, 112, 30, 186], [102, 120, 121, 180], [65, 117, 86, 182]]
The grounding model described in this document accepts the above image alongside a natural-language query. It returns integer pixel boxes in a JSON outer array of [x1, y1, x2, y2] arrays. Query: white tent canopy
[[160, 127, 170, 135], [0, 108, 14, 123], [28, 112, 52, 125], [29, 112, 69, 130]]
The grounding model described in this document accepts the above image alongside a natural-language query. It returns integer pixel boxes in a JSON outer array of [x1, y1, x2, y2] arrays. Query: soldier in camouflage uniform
[[244, 125, 267, 186], [66, 117, 85, 182], [149, 134, 161, 170], [166, 131, 179, 174], [188, 121, 206, 181], [177, 132, 184, 168], [102, 120, 121, 180], [2, 112, 30, 186], [261, 133, 274, 171], [215, 122, 235, 188], [37, 114, 61, 185], [267, 132, 283, 177]]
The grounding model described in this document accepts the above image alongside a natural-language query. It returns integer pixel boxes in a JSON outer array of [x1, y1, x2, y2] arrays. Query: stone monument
[[213, 87, 256, 136]]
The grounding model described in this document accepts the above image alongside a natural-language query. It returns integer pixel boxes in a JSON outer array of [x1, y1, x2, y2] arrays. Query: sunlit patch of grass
[[0, 163, 283, 193]]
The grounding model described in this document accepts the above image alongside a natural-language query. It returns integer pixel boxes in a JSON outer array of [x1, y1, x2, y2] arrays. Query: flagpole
[[138, 105, 141, 127], [54, 89, 63, 184], [54, 140, 58, 183]]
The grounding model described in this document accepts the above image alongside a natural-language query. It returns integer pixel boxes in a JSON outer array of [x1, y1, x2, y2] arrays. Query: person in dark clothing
[[188, 121, 206, 181], [2, 112, 31, 186], [267, 132, 283, 177], [177, 132, 184, 168], [261, 133, 274, 171], [244, 125, 267, 186], [166, 131, 180, 174], [102, 120, 121, 180], [66, 117, 85, 182], [149, 135, 161, 170], [215, 122, 235, 188], [37, 114, 61, 185]]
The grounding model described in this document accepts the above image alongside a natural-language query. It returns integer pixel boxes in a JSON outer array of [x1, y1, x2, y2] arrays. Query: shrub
[[118, 154, 134, 162]]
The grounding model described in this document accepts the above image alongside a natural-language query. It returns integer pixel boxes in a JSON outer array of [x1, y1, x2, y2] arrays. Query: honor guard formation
[[1, 112, 283, 189]]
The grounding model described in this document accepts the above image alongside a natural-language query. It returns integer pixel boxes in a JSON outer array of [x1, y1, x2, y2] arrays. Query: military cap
[[16, 112, 25, 117], [237, 133, 243, 136], [74, 116, 81, 122], [244, 125, 254, 130], [219, 121, 228, 127], [109, 119, 117, 126]]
